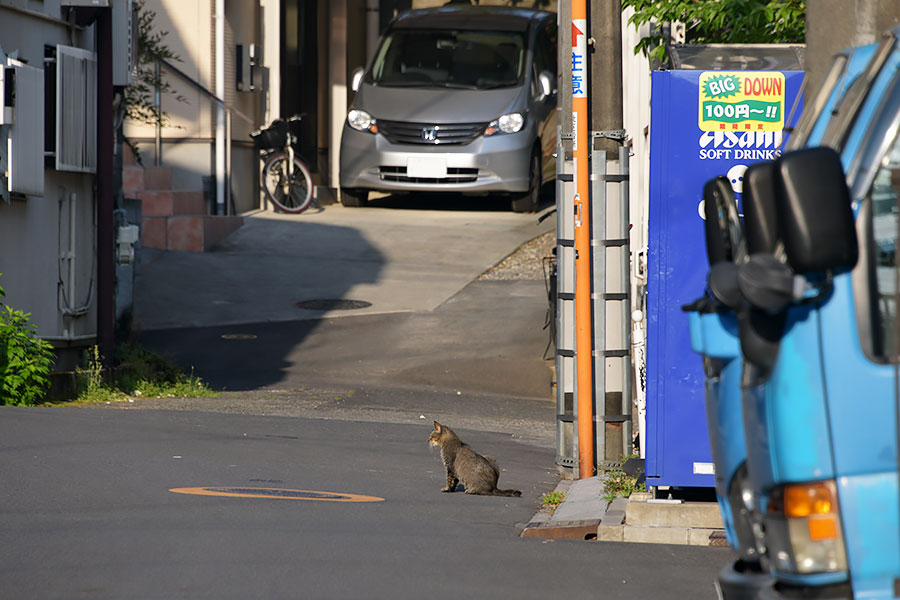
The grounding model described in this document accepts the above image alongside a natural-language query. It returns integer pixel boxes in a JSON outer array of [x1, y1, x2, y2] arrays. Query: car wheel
[[511, 152, 541, 213], [341, 188, 368, 207]]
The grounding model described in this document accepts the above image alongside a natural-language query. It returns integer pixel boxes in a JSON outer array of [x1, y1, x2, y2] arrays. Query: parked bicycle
[[250, 114, 315, 213]]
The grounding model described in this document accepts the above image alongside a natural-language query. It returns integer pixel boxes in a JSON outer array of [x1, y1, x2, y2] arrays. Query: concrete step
[[599, 522, 727, 546], [142, 215, 243, 252], [138, 190, 206, 217], [625, 497, 724, 529], [597, 492, 726, 547]]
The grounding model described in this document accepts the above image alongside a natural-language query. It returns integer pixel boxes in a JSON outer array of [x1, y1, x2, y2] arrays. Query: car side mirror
[[351, 67, 365, 93], [775, 147, 858, 273], [742, 162, 779, 255], [538, 70, 554, 101], [703, 176, 746, 266]]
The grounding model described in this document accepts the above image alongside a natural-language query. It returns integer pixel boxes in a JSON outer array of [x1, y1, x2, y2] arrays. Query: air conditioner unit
[[2, 57, 45, 197], [0, 65, 13, 124]]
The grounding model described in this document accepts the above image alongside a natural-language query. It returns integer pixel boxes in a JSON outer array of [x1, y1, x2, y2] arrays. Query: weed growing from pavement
[[48, 344, 216, 405], [542, 490, 566, 507], [600, 455, 646, 502]]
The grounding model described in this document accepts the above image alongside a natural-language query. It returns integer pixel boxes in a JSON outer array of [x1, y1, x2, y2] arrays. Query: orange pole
[[571, 0, 593, 478]]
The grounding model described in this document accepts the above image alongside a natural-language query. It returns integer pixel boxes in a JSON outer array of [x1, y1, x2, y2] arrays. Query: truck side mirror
[[351, 67, 365, 92], [742, 162, 779, 255], [738, 253, 795, 311], [703, 176, 746, 266], [775, 147, 858, 273], [708, 261, 742, 309]]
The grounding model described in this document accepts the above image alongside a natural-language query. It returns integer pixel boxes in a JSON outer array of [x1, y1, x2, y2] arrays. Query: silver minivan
[[339, 6, 557, 212]]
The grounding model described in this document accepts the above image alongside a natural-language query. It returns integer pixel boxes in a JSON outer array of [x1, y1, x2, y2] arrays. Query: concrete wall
[[124, 0, 264, 215], [620, 6, 651, 294], [806, 0, 900, 104], [0, 3, 99, 365]]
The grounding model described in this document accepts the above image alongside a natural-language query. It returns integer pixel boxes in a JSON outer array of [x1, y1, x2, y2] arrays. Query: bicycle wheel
[[262, 152, 314, 213]]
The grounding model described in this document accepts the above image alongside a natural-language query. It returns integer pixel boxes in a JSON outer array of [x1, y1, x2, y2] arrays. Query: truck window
[[868, 142, 900, 359]]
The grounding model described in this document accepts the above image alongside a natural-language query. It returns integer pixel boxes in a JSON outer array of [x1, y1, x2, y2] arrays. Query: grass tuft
[[44, 344, 216, 405]]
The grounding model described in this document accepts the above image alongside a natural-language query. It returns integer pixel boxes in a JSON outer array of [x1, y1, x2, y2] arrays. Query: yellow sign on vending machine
[[698, 71, 785, 132]]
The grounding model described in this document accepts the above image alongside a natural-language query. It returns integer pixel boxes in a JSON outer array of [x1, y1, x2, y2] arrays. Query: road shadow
[[133, 216, 385, 390], [365, 182, 555, 213], [133, 196, 555, 396]]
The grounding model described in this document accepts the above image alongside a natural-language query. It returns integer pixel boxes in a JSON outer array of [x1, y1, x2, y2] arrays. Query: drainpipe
[[215, 0, 226, 216], [366, 0, 379, 62], [97, 7, 115, 366], [329, 0, 348, 197], [67, 193, 77, 325]]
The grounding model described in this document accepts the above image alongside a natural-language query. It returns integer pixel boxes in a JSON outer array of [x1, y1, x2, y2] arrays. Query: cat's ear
[[433, 421, 442, 432]]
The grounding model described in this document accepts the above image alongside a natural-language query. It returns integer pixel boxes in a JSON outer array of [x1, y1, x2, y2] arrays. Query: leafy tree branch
[[123, 0, 185, 130], [623, 0, 806, 65]]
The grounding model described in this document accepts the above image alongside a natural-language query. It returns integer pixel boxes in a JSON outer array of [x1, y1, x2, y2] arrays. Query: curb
[[520, 477, 727, 546]]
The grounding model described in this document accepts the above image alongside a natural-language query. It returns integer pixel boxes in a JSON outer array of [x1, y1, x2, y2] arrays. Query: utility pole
[[806, 1, 900, 104], [590, 0, 623, 155], [589, 0, 627, 466]]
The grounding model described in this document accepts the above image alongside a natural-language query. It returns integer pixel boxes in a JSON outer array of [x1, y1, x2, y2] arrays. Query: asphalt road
[[1, 198, 730, 598], [0, 407, 727, 599]]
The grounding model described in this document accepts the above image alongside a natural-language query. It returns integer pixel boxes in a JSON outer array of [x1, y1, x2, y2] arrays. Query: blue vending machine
[[645, 68, 803, 488]]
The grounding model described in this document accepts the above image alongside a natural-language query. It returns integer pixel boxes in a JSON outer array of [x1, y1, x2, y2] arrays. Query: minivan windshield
[[368, 29, 525, 90]]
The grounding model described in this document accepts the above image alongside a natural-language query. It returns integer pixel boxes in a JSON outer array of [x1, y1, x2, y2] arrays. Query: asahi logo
[[698, 130, 783, 161]]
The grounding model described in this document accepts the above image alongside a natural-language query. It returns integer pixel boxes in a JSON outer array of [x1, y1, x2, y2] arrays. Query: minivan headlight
[[348, 109, 378, 134], [484, 112, 525, 136]]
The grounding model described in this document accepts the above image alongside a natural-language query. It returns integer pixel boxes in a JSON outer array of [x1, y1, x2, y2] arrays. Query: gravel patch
[[479, 230, 556, 281]]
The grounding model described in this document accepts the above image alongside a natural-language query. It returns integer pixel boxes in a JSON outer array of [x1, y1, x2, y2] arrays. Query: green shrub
[[0, 281, 55, 406]]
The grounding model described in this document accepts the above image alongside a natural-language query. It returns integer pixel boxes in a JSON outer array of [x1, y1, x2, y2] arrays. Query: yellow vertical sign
[[571, 1, 593, 480], [698, 71, 785, 132]]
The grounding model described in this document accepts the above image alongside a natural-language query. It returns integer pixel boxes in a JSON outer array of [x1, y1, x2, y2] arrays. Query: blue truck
[[687, 29, 900, 598]]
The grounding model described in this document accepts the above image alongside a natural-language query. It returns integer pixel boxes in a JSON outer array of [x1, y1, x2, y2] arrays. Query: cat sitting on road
[[428, 421, 521, 497]]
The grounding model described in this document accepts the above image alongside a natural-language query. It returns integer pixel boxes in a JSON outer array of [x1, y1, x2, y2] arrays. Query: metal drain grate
[[207, 487, 347, 499], [295, 299, 372, 311]]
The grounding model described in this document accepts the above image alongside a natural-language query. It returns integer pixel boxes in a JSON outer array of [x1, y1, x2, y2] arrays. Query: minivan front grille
[[378, 120, 488, 146], [379, 166, 479, 184]]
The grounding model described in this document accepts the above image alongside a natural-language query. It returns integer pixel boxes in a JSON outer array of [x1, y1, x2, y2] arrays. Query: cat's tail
[[493, 488, 522, 497]]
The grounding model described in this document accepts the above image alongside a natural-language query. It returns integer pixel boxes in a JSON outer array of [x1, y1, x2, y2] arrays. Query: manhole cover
[[169, 487, 384, 502], [295, 299, 372, 311]]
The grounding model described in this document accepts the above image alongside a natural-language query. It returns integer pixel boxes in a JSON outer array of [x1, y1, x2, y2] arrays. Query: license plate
[[407, 157, 447, 178]]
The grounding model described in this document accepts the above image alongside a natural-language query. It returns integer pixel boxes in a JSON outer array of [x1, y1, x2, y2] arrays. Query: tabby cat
[[428, 421, 521, 497]]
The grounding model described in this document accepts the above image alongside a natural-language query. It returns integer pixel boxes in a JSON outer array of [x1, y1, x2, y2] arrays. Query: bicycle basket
[[251, 119, 288, 150]]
